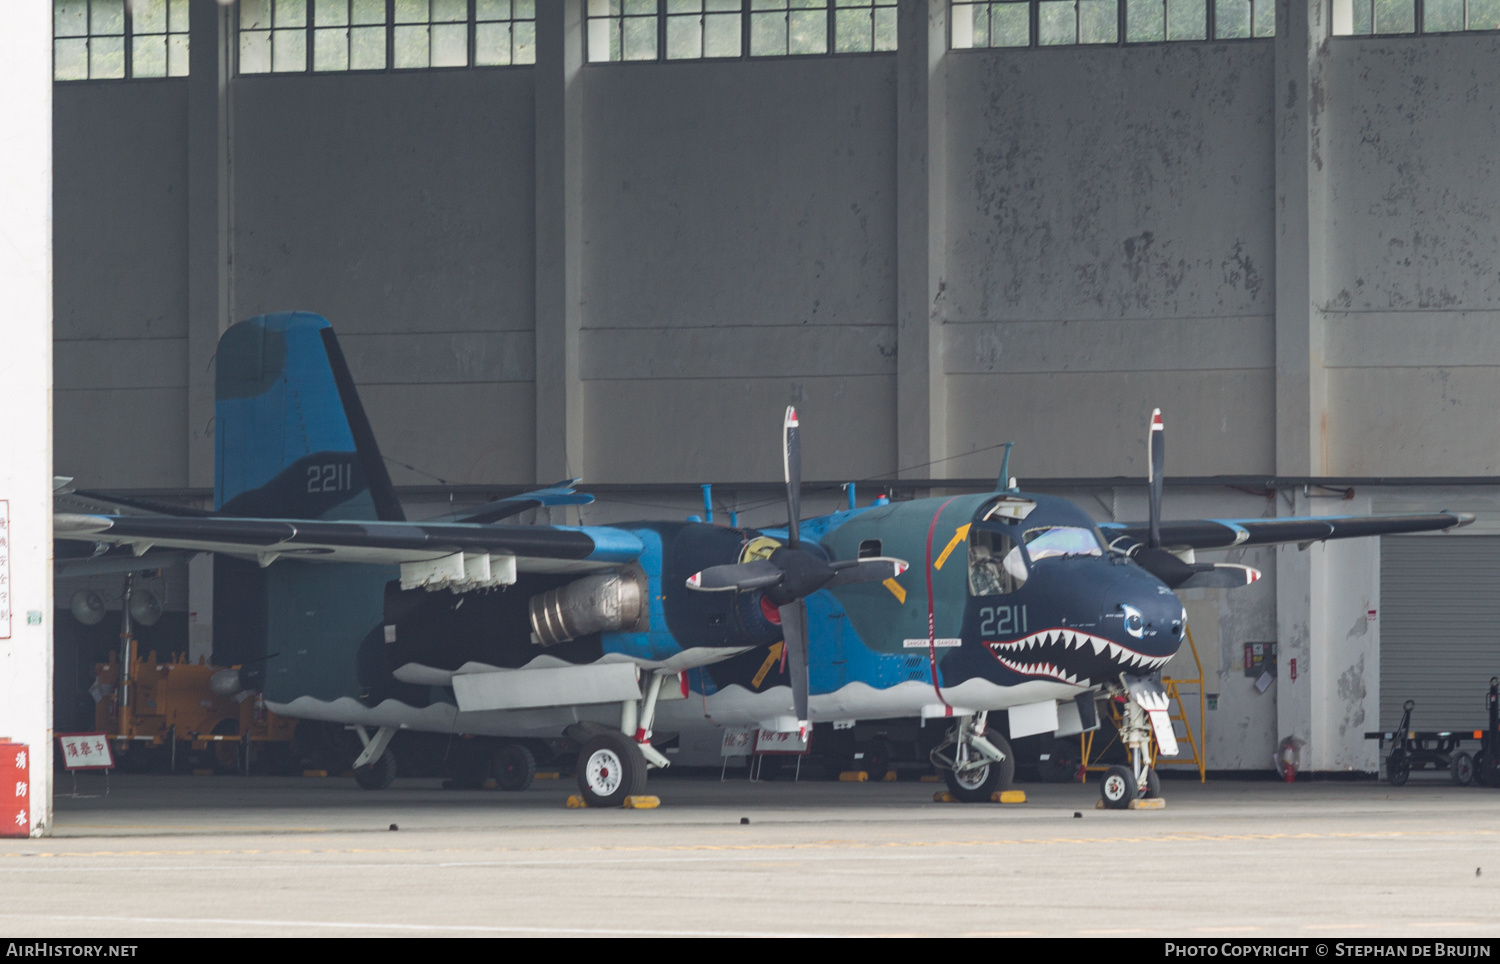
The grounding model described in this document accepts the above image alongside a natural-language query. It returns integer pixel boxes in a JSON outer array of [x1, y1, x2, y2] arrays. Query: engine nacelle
[[529, 573, 644, 647]]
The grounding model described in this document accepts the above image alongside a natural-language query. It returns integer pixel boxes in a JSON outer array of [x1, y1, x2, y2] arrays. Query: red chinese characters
[[0, 742, 28, 837]]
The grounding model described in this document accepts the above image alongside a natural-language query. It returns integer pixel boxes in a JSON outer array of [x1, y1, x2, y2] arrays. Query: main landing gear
[[1099, 685, 1161, 809], [572, 669, 676, 807], [930, 712, 1016, 802]]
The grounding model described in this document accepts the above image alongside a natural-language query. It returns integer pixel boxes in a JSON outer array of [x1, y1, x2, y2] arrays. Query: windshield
[[1023, 526, 1104, 561]]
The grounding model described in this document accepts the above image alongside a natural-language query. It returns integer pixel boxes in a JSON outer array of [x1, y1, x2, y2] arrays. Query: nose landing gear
[[1099, 680, 1165, 810]]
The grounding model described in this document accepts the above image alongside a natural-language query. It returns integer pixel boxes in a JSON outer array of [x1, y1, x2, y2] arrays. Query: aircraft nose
[[1107, 571, 1184, 658]]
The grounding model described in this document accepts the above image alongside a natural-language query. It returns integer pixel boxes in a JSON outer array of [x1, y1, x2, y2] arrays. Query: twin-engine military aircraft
[[57, 313, 1474, 806]]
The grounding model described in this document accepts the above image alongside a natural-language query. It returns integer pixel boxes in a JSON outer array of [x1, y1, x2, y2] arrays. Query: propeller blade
[[1132, 547, 1262, 590], [784, 406, 801, 549], [1148, 408, 1164, 549], [779, 599, 810, 725], [826, 557, 909, 588], [685, 559, 784, 592], [1176, 563, 1262, 590]]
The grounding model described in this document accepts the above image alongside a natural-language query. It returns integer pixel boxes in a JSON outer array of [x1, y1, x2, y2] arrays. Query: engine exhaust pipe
[[529, 573, 643, 647]]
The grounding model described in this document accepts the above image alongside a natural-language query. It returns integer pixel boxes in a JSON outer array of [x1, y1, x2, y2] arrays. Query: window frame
[[948, 0, 1278, 48], [54, 0, 191, 83], [584, 0, 899, 65], [235, 0, 537, 77]]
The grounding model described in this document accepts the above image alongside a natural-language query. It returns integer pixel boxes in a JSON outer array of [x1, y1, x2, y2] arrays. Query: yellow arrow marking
[[933, 524, 971, 571], [751, 642, 784, 689], [883, 578, 907, 604]]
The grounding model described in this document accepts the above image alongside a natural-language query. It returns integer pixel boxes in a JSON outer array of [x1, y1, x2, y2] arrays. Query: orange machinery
[[92, 635, 296, 772]]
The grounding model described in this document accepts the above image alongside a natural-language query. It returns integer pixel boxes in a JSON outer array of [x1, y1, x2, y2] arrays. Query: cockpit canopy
[[967, 494, 1109, 597]]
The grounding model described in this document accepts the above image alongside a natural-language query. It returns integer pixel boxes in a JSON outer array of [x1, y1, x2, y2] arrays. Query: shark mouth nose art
[[985, 629, 1173, 686]]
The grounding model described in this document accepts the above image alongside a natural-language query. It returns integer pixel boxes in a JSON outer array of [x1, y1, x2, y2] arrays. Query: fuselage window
[[1022, 526, 1104, 562], [969, 529, 1027, 596], [858, 539, 882, 558]]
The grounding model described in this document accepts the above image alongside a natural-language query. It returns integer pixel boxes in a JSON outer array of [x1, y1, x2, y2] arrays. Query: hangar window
[[55, 0, 190, 81], [1331, 0, 1500, 33], [586, 0, 893, 62], [950, 0, 1274, 45], [238, 0, 536, 74]]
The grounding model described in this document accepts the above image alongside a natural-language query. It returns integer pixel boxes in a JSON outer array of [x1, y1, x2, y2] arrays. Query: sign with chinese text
[[58, 732, 114, 771], [0, 742, 28, 837], [754, 728, 811, 755], [719, 726, 755, 757]]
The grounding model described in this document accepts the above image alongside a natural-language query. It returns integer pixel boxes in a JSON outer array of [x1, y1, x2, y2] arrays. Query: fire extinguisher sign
[[0, 742, 29, 837]]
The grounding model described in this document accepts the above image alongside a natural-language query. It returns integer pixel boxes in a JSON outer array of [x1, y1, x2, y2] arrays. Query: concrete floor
[[2, 771, 1498, 937]]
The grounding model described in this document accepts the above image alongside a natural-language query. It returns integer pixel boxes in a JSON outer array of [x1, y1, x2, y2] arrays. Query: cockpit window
[[1022, 526, 1104, 561], [969, 529, 1027, 596]]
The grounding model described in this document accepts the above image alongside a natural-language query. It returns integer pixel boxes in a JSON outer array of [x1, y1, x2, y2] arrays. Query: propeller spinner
[[686, 406, 908, 728]]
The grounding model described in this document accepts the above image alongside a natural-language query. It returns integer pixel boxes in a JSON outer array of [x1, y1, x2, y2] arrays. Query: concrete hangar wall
[[50, 0, 1500, 773]]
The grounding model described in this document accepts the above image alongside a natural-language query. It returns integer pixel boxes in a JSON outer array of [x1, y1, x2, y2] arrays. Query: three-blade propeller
[[1119, 409, 1261, 589], [685, 407, 908, 727]]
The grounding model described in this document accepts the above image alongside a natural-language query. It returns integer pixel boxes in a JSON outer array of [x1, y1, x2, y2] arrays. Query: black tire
[[1478, 750, 1500, 788], [1101, 765, 1137, 809], [941, 733, 1016, 802], [861, 738, 891, 782], [1386, 753, 1411, 787], [495, 743, 536, 792], [575, 731, 647, 808], [1140, 767, 1162, 799], [1452, 752, 1475, 787], [354, 749, 397, 790]]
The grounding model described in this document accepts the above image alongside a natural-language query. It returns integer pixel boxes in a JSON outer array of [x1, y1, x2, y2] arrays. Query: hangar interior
[[51, 0, 1500, 773]]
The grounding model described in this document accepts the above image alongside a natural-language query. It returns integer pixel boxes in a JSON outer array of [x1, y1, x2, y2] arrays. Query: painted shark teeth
[[984, 627, 1173, 679]]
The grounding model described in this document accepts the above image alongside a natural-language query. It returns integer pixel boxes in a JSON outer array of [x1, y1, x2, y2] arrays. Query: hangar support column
[[535, 2, 586, 493], [187, 0, 234, 493], [0, 2, 55, 835], [1275, 0, 1356, 771], [895, 0, 949, 482], [186, 0, 234, 660]]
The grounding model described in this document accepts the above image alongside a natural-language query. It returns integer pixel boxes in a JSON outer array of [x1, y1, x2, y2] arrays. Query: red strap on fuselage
[[924, 496, 962, 713]]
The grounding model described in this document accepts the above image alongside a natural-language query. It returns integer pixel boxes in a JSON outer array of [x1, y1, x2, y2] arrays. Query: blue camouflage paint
[[215, 312, 357, 511]]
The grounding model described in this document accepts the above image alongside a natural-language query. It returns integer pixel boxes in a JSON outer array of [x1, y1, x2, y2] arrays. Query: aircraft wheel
[[495, 743, 536, 792], [576, 732, 646, 808], [354, 749, 397, 790], [1137, 767, 1161, 799], [942, 734, 1016, 802], [1386, 752, 1411, 787], [1101, 765, 1137, 809]]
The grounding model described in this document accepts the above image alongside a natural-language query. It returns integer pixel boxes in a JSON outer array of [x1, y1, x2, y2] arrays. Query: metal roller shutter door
[[1380, 536, 1500, 731]]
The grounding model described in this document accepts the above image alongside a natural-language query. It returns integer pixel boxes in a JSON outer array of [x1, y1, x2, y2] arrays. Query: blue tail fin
[[214, 311, 404, 521]]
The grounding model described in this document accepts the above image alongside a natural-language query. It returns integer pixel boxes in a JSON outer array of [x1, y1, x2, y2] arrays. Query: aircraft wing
[[55, 512, 643, 574], [1100, 511, 1474, 552]]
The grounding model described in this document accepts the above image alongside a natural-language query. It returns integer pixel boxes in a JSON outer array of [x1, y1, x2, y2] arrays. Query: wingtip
[[785, 406, 799, 428], [1450, 512, 1477, 529], [1150, 408, 1163, 430], [686, 572, 702, 589]]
